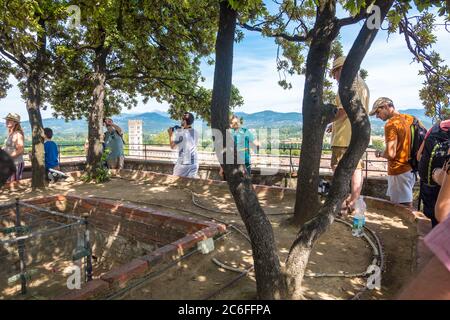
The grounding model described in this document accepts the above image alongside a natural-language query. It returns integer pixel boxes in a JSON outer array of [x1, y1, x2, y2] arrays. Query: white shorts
[[173, 163, 199, 178], [386, 170, 416, 204]]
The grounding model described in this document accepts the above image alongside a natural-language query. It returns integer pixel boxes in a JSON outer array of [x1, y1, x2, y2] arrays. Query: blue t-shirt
[[44, 140, 59, 170], [231, 128, 255, 166]]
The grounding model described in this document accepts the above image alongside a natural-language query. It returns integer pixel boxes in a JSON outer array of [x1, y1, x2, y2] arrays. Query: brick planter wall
[[1, 194, 226, 300], [5, 158, 397, 200]]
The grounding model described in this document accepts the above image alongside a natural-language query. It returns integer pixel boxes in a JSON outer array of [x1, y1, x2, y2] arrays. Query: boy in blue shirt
[[44, 127, 59, 172]]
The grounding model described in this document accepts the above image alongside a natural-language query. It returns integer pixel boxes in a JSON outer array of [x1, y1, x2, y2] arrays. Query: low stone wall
[[123, 159, 389, 199], [17, 158, 397, 200], [22, 160, 86, 179]]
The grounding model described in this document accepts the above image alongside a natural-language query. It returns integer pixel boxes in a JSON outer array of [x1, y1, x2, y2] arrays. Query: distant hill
[[235, 110, 302, 128], [0, 108, 434, 141]]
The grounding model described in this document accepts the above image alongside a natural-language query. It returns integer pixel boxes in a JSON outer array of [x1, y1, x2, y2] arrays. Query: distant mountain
[[0, 108, 434, 140], [235, 110, 302, 128], [110, 112, 177, 132]]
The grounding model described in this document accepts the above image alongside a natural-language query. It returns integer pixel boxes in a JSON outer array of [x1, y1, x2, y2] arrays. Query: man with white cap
[[2, 113, 25, 182], [370, 97, 415, 207], [328, 56, 370, 213]]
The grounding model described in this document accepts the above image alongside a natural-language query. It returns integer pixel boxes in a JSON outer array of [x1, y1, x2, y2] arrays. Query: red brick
[[140, 244, 179, 266], [26, 195, 58, 205], [54, 279, 110, 300], [55, 195, 66, 202], [100, 259, 149, 287]]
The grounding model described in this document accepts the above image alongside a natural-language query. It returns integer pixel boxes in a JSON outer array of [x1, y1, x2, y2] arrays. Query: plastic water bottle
[[352, 197, 366, 237]]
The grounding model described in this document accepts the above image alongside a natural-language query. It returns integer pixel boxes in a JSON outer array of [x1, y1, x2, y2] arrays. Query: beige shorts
[[331, 146, 364, 170], [107, 156, 124, 169]]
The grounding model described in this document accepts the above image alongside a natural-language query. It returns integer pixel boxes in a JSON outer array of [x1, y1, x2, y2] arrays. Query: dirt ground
[[0, 174, 418, 300]]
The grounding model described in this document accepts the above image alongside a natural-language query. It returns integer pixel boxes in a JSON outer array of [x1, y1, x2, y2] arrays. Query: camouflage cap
[[369, 97, 394, 116]]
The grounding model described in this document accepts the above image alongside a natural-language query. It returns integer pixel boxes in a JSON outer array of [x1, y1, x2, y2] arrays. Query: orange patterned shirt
[[385, 114, 414, 175]]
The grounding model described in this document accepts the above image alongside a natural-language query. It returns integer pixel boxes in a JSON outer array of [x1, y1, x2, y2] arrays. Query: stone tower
[[128, 120, 143, 158]]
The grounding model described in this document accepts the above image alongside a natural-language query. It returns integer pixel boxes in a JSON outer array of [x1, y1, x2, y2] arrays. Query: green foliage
[[49, 0, 221, 123], [0, 59, 13, 98], [370, 139, 385, 152], [387, 1, 450, 121], [239, 0, 449, 121], [359, 68, 369, 80], [167, 84, 244, 123], [0, 0, 70, 99], [82, 150, 111, 183], [148, 130, 170, 145]]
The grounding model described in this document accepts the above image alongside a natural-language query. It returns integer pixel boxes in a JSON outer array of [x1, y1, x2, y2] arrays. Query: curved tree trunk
[[86, 44, 108, 179], [210, 1, 285, 299], [293, 1, 339, 226], [285, 0, 394, 297]]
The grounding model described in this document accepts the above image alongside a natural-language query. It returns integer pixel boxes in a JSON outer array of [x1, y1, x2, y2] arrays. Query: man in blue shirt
[[44, 128, 59, 171], [220, 115, 259, 177]]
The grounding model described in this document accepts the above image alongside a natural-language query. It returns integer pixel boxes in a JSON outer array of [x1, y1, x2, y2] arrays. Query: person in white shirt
[[168, 112, 199, 178]]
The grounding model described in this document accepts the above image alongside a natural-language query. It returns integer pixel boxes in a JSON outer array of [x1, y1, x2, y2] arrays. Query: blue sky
[[1, 2, 449, 121]]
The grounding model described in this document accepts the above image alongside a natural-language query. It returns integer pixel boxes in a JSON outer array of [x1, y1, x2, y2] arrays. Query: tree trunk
[[26, 19, 48, 189], [26, 72, 45, 189], [285, 0, 394, 297], [293, 1, 339, 226], [86, 45, 108, 178], [210, 1, 285, 299]]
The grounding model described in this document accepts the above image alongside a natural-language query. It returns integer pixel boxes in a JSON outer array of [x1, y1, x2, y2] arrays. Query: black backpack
[[409, 117, 427, 172], [418, 123, 450, 185]]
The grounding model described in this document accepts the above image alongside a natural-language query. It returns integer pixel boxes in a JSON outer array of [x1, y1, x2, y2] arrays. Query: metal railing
[[24, 143, 388, 177]]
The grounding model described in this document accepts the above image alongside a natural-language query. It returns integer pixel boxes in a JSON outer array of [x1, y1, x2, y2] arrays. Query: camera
[[170, 125, 181, 132]]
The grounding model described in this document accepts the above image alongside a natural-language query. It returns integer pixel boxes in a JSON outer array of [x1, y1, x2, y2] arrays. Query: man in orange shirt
[[370, 97, 415, 207]]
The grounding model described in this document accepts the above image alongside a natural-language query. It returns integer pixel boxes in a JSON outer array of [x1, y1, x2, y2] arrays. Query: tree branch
[[399, 14, 450, 86], [107, 73, 188, 82], [0, 47, 25, 70], [338, 8, 372, 27], [239, 23, 310, 42], [0, 33, 30, 71]]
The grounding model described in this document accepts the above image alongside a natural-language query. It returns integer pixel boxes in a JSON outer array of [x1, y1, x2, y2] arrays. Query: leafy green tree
[[240, 0, 450, 225], [211, 0, 449, 299], [49, 0, 222, 179], [0, 0, 70, 188]]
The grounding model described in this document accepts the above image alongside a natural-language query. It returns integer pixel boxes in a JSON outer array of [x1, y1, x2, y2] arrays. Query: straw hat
[[331, 56, 346, 73], [3, 113, 21, 123]]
